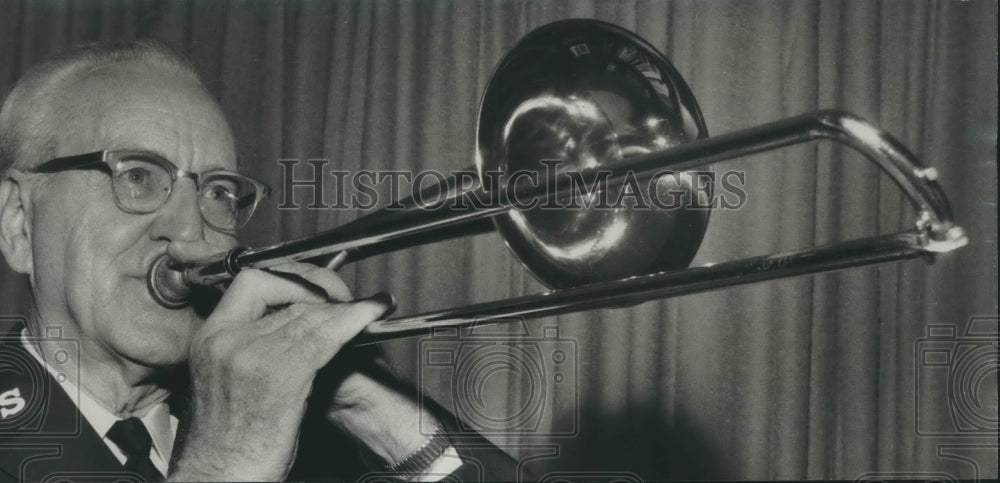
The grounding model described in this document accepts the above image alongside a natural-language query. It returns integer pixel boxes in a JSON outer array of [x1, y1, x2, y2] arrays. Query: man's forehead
[[56, 64, 237, 171]]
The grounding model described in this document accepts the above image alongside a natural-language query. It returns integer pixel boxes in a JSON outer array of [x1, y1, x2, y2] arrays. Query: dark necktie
[[106, 417, 166, 482]]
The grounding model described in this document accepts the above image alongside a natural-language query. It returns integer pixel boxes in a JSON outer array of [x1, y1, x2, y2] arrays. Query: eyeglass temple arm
[[30, 151, 109, 173]]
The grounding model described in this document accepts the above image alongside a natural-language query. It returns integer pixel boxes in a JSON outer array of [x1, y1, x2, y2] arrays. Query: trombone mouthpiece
[[147, 254, 192, 309]]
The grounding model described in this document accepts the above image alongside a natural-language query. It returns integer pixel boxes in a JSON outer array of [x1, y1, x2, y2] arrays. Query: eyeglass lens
[[111, 156, 259, 231]]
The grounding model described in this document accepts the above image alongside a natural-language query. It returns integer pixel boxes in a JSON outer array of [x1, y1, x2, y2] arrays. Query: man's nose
[[149, 180, 204, 242]]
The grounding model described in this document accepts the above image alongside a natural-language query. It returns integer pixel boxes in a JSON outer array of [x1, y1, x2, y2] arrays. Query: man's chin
[[116, 290, 203, 353], [113, 311, 200, 367]]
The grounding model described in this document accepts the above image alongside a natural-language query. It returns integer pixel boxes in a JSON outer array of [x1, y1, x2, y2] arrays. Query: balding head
[[0, 40, 203, 174]]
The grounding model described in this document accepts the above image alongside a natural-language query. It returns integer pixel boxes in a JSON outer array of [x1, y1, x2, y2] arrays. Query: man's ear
[[0, 173, 33, 275]]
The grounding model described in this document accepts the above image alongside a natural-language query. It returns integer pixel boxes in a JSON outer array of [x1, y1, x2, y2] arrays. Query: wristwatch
[[383, 424, 451, 480]]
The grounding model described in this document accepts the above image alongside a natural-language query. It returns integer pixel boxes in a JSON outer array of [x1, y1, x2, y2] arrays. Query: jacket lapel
[[1, 325, 128, 481]]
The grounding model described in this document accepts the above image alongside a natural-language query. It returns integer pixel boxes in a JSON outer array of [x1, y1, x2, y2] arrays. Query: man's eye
[[203, 184, 235, 200], [122, 167, 153, 185]]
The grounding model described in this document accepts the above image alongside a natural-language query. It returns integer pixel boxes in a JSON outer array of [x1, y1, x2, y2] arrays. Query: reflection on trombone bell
[[147, 19, 968, 343]]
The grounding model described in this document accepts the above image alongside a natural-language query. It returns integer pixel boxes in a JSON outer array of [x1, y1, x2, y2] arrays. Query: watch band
[[383, 424, 451, 480]]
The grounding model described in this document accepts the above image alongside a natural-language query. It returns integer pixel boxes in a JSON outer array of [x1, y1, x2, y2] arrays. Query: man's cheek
[[206, 230, 239, 250], [63, 233, 133, 308]]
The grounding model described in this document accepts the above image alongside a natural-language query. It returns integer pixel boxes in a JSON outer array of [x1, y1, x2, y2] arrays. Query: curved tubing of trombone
[[147, 110, 968, 313]]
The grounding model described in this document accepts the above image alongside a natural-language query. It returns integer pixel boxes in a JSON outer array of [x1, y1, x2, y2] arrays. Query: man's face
[[27, 63, 239, 369]]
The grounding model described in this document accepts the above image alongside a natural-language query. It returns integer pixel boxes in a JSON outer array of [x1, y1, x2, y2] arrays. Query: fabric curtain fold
[[0, 0, 995, 479]]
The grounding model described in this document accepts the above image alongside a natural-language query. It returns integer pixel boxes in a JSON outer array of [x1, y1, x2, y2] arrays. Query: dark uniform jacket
[[0, 325, 523, 482]]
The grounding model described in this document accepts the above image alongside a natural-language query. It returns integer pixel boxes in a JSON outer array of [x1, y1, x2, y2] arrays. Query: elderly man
[[0, 41, 517, 481]]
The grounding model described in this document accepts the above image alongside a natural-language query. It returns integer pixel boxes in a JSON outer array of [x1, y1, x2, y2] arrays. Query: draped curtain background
[[1, 0, 996, 480]]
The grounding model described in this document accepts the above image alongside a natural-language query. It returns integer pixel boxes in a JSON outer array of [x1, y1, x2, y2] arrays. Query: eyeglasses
[[29, 150, 271, 233]]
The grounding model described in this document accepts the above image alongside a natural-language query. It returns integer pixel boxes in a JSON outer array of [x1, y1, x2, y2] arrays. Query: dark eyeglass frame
[[29, 150, 271, 233]]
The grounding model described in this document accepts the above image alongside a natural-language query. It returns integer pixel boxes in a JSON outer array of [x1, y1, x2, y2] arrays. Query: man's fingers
[[264, 263, 353, 302], [210, 269, 330, 327], [304, 293, 396, 361]]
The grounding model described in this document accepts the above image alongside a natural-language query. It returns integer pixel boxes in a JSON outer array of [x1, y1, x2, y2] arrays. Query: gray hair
[[0, 40, 202, 174]]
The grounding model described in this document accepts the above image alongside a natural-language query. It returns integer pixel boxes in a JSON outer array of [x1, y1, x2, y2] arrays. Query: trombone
[[147, 19, 967, 344]]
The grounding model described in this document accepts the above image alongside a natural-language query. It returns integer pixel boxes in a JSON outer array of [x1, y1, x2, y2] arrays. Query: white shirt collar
[[20, 329, 176, 471]]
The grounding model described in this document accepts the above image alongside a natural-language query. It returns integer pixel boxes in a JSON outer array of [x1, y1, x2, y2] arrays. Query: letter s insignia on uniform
[[0, 387, 26, 418]]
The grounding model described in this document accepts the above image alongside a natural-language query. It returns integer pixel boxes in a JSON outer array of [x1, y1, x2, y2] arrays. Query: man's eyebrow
[[113, 146, 172, 160], [199, 165, 234, 173], [112, 147, 232, 172]]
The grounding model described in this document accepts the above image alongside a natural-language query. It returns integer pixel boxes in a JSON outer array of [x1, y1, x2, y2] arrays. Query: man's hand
[[321, 357, 444, 468], [167, 262, 392, 481]]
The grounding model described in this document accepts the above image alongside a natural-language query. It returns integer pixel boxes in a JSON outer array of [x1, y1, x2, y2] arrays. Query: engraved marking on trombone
[[758, 255, 794, 272], [616, 45, 638, 63]]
